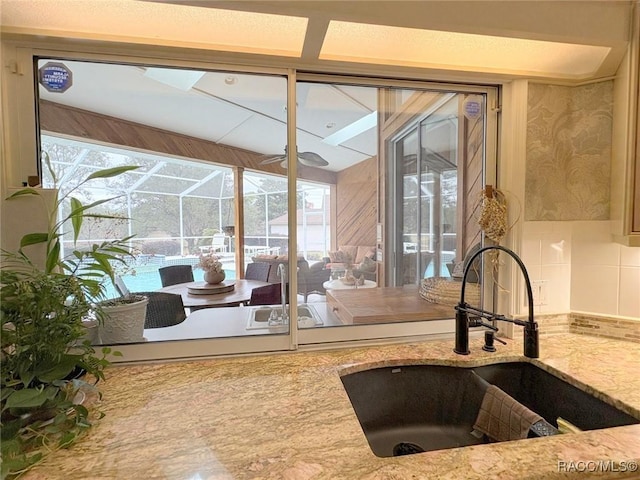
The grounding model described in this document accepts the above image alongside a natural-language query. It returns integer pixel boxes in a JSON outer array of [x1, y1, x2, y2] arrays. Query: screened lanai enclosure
[[42, 134, 330, 293], [27, 54, 497, 353]]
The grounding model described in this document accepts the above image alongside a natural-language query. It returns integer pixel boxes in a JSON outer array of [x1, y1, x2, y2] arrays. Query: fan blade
[[298, 151, 329, 167], [260, 154, 286, 165]]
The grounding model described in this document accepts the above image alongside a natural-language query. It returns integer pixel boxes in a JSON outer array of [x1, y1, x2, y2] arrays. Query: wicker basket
[[419, 277, 481, 307]]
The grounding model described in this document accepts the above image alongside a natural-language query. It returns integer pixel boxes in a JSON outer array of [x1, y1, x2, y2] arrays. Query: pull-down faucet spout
[[454, 245, 539, 358], [277, 263, 289, 324]]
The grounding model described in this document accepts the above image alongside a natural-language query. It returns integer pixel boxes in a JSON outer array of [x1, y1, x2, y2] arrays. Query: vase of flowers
[[199, 254, 225, 284]]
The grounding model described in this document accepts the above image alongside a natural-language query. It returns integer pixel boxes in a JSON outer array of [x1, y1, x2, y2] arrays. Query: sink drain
[[392, 442, 425, 456]]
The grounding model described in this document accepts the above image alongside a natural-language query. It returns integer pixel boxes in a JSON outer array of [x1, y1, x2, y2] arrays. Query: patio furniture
[[245, 262, 271, 282], [113, 276, 187, 329], [158, 279, 270, 309], [158, 265, 194, 287], [199, 233, 228, 254], [402, 251, 434, 285], [114, 275, 131, 297], [323, 245, 377, 281], [249, 254, 331, 301], [250, 254, 309, 283], [144, 292, 187, 329], [297, 260, 331, 302], [247, 283, 289, 306]]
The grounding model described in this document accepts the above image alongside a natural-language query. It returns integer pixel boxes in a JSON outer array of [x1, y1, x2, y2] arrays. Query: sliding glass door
[[12, 45, 497, 360], [390, 92, 486, 287]]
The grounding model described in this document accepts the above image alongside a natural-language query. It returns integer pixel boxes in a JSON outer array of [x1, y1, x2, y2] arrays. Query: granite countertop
[[23, 333, 640, 479]]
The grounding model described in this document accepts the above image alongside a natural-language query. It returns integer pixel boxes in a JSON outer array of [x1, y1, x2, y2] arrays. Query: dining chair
[[113, 276, 187, 328], [143, 292, 187, 329], [158, 265, 194, 287], [248, 283, 289, 306], [245, 262, 271, 282]]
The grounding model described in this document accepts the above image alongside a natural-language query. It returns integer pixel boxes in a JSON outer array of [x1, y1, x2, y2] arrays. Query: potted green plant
[[0, 155, 139, 478]]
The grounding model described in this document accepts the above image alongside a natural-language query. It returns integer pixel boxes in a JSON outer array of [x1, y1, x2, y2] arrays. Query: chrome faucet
[[454, 245, 539, 358], [277, 263, 289, 324]]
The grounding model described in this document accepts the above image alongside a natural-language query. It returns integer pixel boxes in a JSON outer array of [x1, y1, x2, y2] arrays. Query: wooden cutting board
[[326, 286, 454, 324]]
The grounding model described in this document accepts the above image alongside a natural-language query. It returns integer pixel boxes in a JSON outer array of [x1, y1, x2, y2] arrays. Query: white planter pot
[[99, 297, 148, 344], [80, 318, 99, 345]]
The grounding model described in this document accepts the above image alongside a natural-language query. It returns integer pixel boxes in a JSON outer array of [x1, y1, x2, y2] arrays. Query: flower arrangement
[[198, 253, 224, 273]]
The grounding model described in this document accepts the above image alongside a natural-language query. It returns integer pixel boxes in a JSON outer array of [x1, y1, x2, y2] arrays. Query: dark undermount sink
[[340, 362, 639, 458]]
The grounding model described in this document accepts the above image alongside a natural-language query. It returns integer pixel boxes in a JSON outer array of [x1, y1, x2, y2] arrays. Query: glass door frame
[[3, 42, 498, 361], [391, 92, 460, 286]]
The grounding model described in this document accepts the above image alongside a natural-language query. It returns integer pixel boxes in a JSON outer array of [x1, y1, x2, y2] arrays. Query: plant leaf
[[4, 388, 49, 409], [19, 233, 49, 248], [69, 197, 83, 243], [36, 355, 79, 383], [6, 188, 40, 199], [45, 239, 61, 274], [85, 165, 138, 180], [43, 151, 57, 184]]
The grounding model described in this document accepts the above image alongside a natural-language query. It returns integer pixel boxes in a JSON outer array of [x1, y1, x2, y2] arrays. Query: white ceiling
[[38, 61, 378, 171]]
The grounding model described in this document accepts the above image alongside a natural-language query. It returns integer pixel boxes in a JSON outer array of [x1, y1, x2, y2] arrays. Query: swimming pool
[[104, 267, 236, 299]]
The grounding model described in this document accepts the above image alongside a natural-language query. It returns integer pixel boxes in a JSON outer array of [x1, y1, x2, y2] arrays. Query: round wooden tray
[[188, 280, 235, 295]]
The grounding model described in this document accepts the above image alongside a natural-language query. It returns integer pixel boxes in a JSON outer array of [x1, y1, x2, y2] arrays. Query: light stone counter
[[23, 334, 640, 479]]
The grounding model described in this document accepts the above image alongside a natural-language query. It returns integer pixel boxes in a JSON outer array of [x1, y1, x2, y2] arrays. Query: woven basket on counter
[[419, 277, 481, 307]]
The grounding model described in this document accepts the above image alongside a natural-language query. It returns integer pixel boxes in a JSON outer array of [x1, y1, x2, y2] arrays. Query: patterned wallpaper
[[525, 81, 613, 221]]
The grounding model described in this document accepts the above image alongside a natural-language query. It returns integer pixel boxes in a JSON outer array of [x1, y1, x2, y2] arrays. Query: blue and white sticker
[[38, 62, 73, 93], [463, 96, 483, 120]]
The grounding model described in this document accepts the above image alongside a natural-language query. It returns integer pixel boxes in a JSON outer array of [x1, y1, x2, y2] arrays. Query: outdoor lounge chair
[[199, 233, 228, 254]]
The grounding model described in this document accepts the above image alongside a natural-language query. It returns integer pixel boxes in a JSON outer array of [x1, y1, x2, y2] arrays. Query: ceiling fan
[[259, 145, 329, 168]]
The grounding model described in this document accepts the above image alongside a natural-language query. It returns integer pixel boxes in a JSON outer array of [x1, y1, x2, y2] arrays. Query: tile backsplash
[[522, 220, 640, 319], [570, 313, 640, 343]]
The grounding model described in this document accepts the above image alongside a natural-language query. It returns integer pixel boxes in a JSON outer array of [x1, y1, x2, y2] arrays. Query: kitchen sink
[[247, 304, 322, 329], [340, 362, 639, 458]]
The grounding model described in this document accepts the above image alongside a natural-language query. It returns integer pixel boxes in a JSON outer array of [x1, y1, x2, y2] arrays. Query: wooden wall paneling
[[457, 97, 484, 261], [335, 156, 378, 248], [39, 101, 337, 185], [464, 112, 484, 256], [329, 183, 338, 250]]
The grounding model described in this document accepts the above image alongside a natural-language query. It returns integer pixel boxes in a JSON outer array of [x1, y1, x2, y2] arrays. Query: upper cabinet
[[612, 3, 640, 247]]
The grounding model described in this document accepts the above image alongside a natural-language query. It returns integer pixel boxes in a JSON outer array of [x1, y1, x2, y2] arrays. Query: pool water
[[103, 267, 236, 299]]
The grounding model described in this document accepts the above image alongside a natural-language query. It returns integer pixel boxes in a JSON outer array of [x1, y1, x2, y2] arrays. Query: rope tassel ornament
[[477, 185, 508, 244]]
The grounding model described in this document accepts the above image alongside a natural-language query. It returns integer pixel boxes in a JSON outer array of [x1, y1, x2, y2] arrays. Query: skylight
[[320, 21, 611, 78], [0, 0, 308, 57]]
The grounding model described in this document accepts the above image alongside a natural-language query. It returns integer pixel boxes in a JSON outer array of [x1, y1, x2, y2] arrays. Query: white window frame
[[1, 41, 499, 363]]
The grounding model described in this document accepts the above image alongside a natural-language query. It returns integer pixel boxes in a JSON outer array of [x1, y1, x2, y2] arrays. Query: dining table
[[158, 279, 271, 310]]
